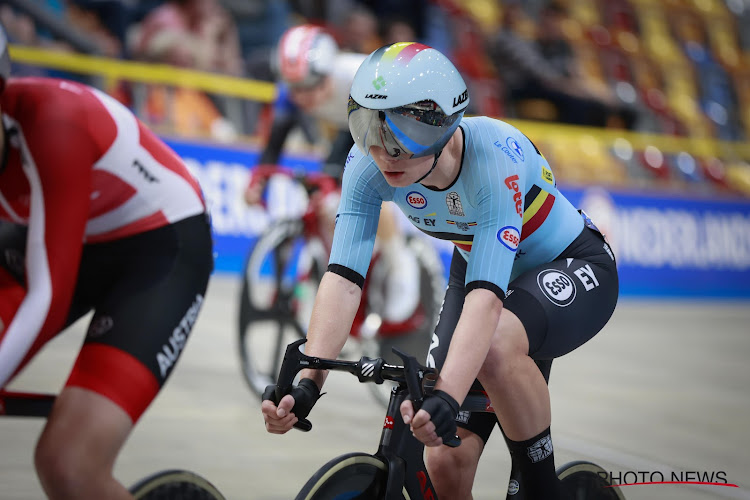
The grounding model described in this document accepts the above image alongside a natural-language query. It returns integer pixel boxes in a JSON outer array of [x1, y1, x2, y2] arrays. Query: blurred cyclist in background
[[246, 24, 421, 327], [0, 26, 213, 499], [262, 42, 619, 499]]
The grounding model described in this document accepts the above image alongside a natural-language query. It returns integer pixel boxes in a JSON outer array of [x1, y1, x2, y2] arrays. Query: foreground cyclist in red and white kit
[[0, 32, 213, 499]]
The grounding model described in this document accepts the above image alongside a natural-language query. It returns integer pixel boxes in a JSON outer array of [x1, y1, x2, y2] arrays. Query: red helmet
[[274, 24, 338, 88]]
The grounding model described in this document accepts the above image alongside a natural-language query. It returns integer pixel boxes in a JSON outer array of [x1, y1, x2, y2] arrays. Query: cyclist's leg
[[0, 222, 26, 336], [477, 227, 618, 499], [34, 214, 213, 500], [0, 222, 93, 386], [423, 249, 491, 498]]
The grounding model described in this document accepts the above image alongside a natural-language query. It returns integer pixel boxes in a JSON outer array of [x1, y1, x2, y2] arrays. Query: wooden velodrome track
[[1, 273, 748, 500]]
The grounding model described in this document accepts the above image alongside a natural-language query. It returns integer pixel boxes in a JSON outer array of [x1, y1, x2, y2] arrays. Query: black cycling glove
[[419, 390, 460, 442], [262, 378, 322, 421]]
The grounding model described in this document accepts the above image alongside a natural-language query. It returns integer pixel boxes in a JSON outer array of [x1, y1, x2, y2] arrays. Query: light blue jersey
[[329, 116, 584, 295]]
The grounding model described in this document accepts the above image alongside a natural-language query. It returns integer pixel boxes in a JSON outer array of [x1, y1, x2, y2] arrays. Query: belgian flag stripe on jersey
[[521, 185, 555, 242]]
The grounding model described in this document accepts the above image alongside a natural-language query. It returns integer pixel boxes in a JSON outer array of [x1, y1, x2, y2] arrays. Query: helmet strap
[[416, 151, 442, 184]]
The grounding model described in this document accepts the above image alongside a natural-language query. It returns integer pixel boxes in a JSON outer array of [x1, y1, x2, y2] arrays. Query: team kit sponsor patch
[[497, 226, 521, 251]]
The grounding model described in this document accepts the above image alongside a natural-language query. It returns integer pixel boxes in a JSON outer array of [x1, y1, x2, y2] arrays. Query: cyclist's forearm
[[300, 271, 362, 387], [435, 288, 503, 403]]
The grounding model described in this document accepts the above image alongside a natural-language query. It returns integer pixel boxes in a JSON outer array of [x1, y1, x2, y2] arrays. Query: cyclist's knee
[[35, 388, 132, 497], [426, 431, 483, 494], [35, 438, 104, 497]]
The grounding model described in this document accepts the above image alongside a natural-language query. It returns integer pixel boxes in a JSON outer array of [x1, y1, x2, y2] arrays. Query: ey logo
[[372, 76, 386, 90]]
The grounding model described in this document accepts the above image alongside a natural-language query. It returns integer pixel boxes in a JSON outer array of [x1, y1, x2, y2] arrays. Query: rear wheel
[[129, 469, 225, 500], [557, 461, 626, 500], [295, 452, 397, 500]]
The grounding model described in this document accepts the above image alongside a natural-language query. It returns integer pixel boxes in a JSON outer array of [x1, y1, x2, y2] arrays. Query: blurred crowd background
[[3, 0, 750, 197]]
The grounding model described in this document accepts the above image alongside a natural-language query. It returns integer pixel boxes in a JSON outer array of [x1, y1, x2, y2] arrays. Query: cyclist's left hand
[[400, 390, 459, 447]]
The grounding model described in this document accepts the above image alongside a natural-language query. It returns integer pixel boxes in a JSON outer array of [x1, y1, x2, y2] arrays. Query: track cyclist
[[0, 27, 213, 499], [247, 24, 422, 326], [262, 42, 619, 500]]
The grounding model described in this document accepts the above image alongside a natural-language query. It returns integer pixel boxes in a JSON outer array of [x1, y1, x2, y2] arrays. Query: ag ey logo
[[406, 191, 427, 209], [506, 137, 524, 161], [497, 226, 520, 251], [372, 76, 386, 90], [537, 269, 576, 307]]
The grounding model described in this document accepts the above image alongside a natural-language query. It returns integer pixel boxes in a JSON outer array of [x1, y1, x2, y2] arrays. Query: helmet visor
[[348, 97, 462, 158]]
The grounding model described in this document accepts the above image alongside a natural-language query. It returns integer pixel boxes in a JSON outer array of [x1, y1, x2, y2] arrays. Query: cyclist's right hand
[[261, 379, 321, 434]]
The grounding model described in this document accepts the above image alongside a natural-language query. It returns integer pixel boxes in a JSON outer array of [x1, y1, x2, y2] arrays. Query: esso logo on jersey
[[497, 226, 520, 251], [406, 191, 427, 209], [537, 269, 576, 307]]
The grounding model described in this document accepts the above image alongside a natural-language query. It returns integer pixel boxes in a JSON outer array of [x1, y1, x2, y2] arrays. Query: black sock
[[504, 427, 565, 500]]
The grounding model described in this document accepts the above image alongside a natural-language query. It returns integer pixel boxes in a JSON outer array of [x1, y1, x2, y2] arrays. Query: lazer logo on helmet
[[453, 90, 468, 107], [365, 94, 387, 99]]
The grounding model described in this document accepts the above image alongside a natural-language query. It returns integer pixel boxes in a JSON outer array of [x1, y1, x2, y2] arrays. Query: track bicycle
[[271, 339, 626, 500], [0, 390, 225, 500], [238, 167, 445, 407]]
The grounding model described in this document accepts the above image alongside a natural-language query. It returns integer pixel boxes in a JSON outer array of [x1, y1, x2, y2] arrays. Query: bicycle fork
[[376, 387, 438, 500]]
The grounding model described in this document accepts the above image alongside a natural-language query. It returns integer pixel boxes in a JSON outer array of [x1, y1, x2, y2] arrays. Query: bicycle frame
[[0, 390, 55, 417], [274, 338, 464, 498]]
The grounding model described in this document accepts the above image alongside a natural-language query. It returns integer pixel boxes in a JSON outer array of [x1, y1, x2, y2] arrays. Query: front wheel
[[557, 461, 626, 500], [129, 469, 225, 500], [295, 452, 398, 500]]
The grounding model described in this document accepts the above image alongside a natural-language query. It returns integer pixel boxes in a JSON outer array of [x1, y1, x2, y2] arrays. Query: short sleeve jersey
[[0, 77, 205, 387], [329, 116, 584, 295]]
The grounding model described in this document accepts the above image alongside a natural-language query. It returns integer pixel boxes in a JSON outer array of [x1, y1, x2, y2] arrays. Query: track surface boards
[[1, 274, 748, 500]]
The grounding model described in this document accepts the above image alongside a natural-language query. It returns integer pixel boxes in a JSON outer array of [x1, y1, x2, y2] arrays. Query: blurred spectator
[[379, 15, 418, 45], [129, 0, 243, 141], [671, 10, 744, 140], [334, 6, 381, 54], [132, 0, 243, 75], [356, 0, 428, 41], [66, 1, 147, 58], [67, 2, 123, 58], [489, 1, 636, 128]]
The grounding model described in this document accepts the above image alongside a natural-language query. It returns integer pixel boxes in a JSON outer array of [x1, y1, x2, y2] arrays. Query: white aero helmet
[[348, 42, 469, 159], [274, 24, 338, 88]]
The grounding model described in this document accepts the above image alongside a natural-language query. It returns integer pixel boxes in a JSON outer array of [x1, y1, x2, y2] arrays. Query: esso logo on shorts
[[406, 191, 427, 209], [537, 269, 576, 307], [497, 226, 520, 251]]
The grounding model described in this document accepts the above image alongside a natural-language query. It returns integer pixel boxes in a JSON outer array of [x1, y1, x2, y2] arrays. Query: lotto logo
[[497, 226, 520, 251], [537, 269, 576, 307], [406, 191, 427, 209]]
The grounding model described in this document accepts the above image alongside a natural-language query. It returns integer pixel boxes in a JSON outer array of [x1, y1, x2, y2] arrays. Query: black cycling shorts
[[0, 214, 214, 422], [428, 224, 618, 443]]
